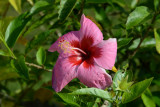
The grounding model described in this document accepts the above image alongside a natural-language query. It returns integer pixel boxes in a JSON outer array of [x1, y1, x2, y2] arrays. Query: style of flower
[[48, 14, 117, 92]]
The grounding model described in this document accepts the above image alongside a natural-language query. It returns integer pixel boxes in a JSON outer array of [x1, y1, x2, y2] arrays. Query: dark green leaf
[[71, 88, 113, 102], [126, 6, 150, 29], [11, 56, 29, 80], [5, 12, 31, 47], [154, 29, 160, 54], [118, 37, 133, 49], [57, 93, 80, 107], [30, 1, 51, 15], [36, 47, 46, 65], [122, 77, 153, 103], [141, 88, 156, 107], [86, 0, 110, 3], [25, 30, 53, 53], [154, 0, 159, 11], [58, 0, 77, 22]]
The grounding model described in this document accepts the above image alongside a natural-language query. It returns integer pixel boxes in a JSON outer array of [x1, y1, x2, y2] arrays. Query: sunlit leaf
[[5, 12, 31, 47], [126, 6, 150, 29], [57, 93, 80, 107], [71, 88, 113, 102], [122, 77, 153, 103], [141, 88, 156, 107], [58, 0, 77, 22], [36, 47, 46, 65], [154, 29, 160, 54], [9, 0, 21, 14], [118, 37, 133, 49], [30, 1, 51, 15]]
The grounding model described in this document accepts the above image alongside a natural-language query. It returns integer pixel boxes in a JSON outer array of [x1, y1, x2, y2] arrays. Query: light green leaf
[[141, 88, 156, 107], [126, 6, 150, 29], [11, 56, 29, 80], [9, 0, 21, 14], [118, 38, 133, 49], [58, 0, 77, 22], [154, 29, 160, 54], [71, 88, 113, 102], [36, 47, 46, 65], [5, 12, 31, 48], [57, 93, 80, 107], [122, 77, 153, 103], [30, 1, 51, 15]]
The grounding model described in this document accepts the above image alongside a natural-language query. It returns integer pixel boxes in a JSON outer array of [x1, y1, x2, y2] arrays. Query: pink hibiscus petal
[[77, 62, 112, 89], [48, 31, 80, 54], [80, 14, 103, 50], [92, 38, 117, 70], [52, 55, 80, 92]]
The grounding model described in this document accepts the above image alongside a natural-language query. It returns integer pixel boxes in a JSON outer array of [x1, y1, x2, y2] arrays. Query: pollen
[[58, 37, 73, 54]]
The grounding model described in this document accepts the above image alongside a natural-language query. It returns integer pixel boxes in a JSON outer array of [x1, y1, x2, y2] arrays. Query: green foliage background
[[0, 0, 160, 107]]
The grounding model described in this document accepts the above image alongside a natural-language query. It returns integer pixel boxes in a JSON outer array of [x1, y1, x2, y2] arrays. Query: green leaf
[[30, 1, 51, 15], [113, 70, 132, 91], [86, 0, 110, 3], [154, 29, 160, 54], [141, 88, 156, 107], [11, 56, 29, 80], [0, 50, 10, 57], [122, 77, 153, 103], [25, 30, 53, 53], [5, 12, 31, 48], [71, 88, 113, 102], [58, 0, 77, 22], [57, 93, 80, 107], [118, 37, 133, 49], [36, 47, 46, 65], [126, 6, 150, 29], [154, 0, 159, 11], [9, 0, 21, 14]]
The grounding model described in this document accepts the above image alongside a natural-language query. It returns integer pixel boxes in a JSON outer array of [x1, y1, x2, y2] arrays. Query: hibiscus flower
[[48, 14, 117, 92]]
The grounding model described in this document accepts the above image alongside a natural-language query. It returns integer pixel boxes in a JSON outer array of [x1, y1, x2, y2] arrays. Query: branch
[[129, 12, 158, 58], [25, 62, 52, 72]]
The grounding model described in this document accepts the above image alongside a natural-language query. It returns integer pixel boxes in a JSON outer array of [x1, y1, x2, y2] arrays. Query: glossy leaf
[[5, 12, 31, 48], [118, 37, 133, 49], [71, 88, 113, 102], [9, 0, 21, 14], [126, 6, 150, 29], [36, 47, 46, 65], [122, 77, 153, 103], [57, 93, 80, 107], [58, 0, 77, 22], [30, 1, 51, 15], [11, 56, 29, 80], [141, 88, 156, 107], [154, 29, 160, 54]]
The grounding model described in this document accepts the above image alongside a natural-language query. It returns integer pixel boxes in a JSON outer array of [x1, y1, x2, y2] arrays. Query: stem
[[0, 33, 16, 59], [129, 12, 158, 58], [25, 62, 52, 72]]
